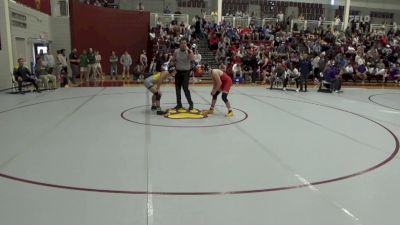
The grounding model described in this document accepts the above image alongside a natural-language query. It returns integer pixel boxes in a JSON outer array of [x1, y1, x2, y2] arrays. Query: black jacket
[[13, 65, 33, 80]]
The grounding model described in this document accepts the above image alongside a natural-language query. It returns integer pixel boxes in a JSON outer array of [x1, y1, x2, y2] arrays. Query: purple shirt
[[324, 67, 338, 82]]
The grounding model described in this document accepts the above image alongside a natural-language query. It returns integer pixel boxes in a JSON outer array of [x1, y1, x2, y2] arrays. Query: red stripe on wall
[[69, 0, 150, 74]]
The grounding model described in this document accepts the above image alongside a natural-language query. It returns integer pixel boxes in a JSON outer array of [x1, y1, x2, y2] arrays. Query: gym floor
[[0, 86, 399, 225]]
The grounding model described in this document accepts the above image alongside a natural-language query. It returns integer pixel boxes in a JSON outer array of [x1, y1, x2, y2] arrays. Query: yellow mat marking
[[165, 108, 208, 119]]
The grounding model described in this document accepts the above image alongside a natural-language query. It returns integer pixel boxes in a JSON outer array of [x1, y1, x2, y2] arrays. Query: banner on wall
[[35, 0, 40, 9], [349, 15, 371, 23]]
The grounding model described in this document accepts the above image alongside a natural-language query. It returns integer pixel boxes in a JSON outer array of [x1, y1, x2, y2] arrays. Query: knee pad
[[155, 92, 161, 101], [221, 93, 228, 103], [212, 91, 220, 100]]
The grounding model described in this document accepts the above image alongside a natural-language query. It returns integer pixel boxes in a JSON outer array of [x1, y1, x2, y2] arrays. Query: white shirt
[[368, 67, 376, 74], [236, 50, 244, 58], [277, 13, 284, 22], [57, 54, 67, 66], [194, 53, 202, 64], [95, 54, 101, 63], [120, 54, 132, 66], [355, 55, 365, 65], [43, 54, 55, 67], [140, 54, 148, 66], [312, 56, 320, 69], [292, 68, 300, 77], [232, 64, 241, 73], [335, 18, 341, 26], [136, 4, 144, 10], [345, 66, 354, 73]]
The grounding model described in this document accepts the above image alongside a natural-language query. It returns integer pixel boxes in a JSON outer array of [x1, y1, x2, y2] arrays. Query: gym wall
[[69, 0, 150, 73]]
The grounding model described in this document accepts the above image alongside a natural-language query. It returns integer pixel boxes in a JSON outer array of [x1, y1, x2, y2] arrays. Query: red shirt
[[381, 36, 388, 46], [210, 37, 219, 45]]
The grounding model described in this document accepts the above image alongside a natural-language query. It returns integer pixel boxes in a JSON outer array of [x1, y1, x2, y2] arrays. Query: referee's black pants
[[175, 70, 193, 108]]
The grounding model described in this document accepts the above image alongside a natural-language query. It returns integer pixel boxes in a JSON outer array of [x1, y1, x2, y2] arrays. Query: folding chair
[[10, 72, 33, 93]]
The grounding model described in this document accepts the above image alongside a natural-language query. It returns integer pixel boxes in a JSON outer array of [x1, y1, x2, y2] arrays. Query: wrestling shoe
[[174, 105, 183, 110], [151, 106, 157, 111], [157, 110, 167, 115], [226, 110, 234, 117]]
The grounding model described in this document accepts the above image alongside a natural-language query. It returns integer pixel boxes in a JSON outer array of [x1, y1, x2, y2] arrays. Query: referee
[[172, 39, 194, 110]]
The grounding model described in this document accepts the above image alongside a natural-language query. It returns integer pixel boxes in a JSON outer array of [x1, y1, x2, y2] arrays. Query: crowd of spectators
[[200, 14, 400, 92], [149, 15, 204, 74], [16, 5, 399, 94], [148, 10, 400, 92]]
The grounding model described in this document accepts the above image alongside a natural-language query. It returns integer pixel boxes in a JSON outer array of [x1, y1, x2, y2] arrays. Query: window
[[54, 0, 69, 16], [59, 1, 68, 16]]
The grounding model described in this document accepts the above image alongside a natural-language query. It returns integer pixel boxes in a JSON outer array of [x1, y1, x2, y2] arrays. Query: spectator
[[139, 50, 148, 78], [277, 11, 284, 23], [57, 49, 68, 87], [289, 66, 301, 89], [120, 51, 132, 80], [160, 53, 171, 71], [311, 54, 321, 81], [109, 51, 118, 80], [323, 65, 341, 92], [376, 59, 387, 82], [95, 50, 105, 80], [232, 63, 243, 81], [209, 34, 219, 50], [35, 59, 57, 89], [342, 63, 355, 82], [13, 58, 40, 93], [87, 48, 97, 81], [43, 52, 55, 74], [163, 6, 171, 14], [269, 61, 285, 89], [194, 16, 203, 39], [215, 47, 226, 65], [298, 54, 312, 92], [260, 54, 271, 84], [174, 8, 182, 14], [388, 63, 400, 83], [367, 63, 377, 82], [36, 50, 45, 63], [79, 49, 89, 81], [334, 15, 341, 27], [355, 62, 367, 83], [69, 48, 79, 84], [136, 2, 144, 11], [133, 63, 142, 81], [148, 56, 157, 74], [194, 49, 202, 65], [94, 0, 101, 7]]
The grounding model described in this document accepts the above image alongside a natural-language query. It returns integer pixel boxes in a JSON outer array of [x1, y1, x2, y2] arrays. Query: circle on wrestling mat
[[121, 103, 248, 128]]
